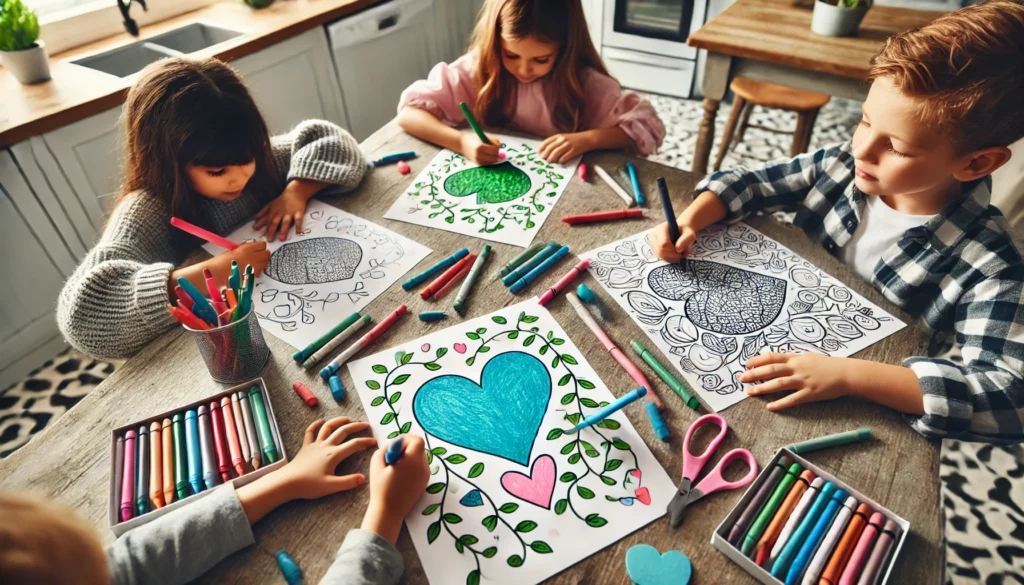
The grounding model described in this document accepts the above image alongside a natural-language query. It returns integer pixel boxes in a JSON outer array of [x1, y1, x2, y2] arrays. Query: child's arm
[[397, 106, 501, 165], [107, 418, 376, 585], [320, 435, 430, 585]]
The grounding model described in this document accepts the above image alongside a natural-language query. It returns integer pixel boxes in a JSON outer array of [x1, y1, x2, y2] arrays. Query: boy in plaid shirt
[[652, 0, 1024, 443]]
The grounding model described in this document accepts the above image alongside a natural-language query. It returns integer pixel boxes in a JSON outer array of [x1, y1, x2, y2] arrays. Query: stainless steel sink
[[70, 22, 243, 78]]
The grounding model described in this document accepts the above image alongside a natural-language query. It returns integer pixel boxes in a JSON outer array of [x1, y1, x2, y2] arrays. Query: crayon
[[292, 382, 318, 407], [230, 394, 251, 470], [838, 512, 885, 585], [149, 421, 164, 510], [369, 151, 416, 167], [657, 177, 681, 245], [249, 387, 278, 464], [630, 339, 700, 410], [855, 519, 899, 585], [573, 387, 647, 432], [321, 304, 408, 379], [433, 260, 472, 299], [136, 425, 150, 516], [184, 409, 203, 494], [800, 496, 859, 585], [772, 482, 839, 578], [402, 248, 470, 291], [120, 430, 136, 522], [626, 162, 645, 205], [113, 436, 124, 521], [170, 216, 239, 250], [421, 254, 475, 300], [238, 391, 262, 470], [172, 414, 189, 500], [755, 470, 815, 566], [772, 477, 826, 566], [221, 397, 247, 477], [727, 456, 794, 546], [210, 401, 232, 483], [328, 375, 346, 400], [499, 241, 548, 279], [453, 245, 490, 314], [161, 418, 175, 506], [502, 242, 559, 286], [538, 259, 590, 305], [820, 503, 872, 585], [419, 311, 448, 322], [459, 101, 489, 144], [562, 209, 644, 225], [742, 462, 805, 556], [293, 312, 362, 364], [385, 437, 405, 465], [576, 283, 607, 321], [510, 245, 570, 293], [594, 164, 633, 206], [784, 488, 850, 585], [578, 163, 588, 182], [176, 277, 218, 326], [197, 405, 218, 490], [303, 314, 372, 369], [276, 550, 303, 585], [787, 429, 871, 455]]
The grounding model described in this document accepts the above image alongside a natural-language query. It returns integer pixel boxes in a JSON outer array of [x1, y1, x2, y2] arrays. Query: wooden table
[[686, 0, 938, 175], [0, 121, 942, 584]]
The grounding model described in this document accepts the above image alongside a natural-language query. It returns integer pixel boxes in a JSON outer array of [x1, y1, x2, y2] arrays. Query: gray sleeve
[[56, 195, 178, 360], [107, 485, 255, 585], [271, 119, 367, 195], [319, 529, 405, 585]]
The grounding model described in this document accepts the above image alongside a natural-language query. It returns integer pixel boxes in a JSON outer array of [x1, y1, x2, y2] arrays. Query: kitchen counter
[[0, 0, 384, 148]]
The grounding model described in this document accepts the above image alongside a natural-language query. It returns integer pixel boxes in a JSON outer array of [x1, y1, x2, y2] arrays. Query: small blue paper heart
[[460, 490, 484, 507], [625, 544, 692, 585], [413, 351, 551, 466]]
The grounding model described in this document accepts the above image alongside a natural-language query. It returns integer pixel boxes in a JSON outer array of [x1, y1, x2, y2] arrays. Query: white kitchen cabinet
[[433, 0, 484, 64], [231, 27, 350, 135]]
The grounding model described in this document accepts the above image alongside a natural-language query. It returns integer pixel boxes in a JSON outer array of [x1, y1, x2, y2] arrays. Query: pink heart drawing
[[421, 343, 431, 352], [634, 487, 651, 506], [453, 343, 468, 354], [500, 454, 556, 509]]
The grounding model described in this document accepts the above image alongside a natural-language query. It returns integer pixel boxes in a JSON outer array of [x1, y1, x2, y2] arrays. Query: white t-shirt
[[838, 195, 937, 282]]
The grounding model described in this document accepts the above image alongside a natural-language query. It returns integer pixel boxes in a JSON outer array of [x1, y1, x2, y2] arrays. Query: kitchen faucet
[[117, 0, 148, 36]]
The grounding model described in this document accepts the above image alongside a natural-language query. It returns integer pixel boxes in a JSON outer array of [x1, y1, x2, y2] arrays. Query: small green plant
[[0, 0, 40, 52], [825, 0, 872, 7]]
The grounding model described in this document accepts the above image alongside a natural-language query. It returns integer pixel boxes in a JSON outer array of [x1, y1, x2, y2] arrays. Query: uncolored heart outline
[[500, 454, 556, 510]]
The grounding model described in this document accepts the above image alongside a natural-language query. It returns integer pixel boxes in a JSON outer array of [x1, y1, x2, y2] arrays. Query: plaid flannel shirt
[[697, 141, 1024, 444]]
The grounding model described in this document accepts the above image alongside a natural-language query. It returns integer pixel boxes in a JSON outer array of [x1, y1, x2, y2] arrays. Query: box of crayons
[[107, 378, 287, 536], [712, 449, 909, 585]]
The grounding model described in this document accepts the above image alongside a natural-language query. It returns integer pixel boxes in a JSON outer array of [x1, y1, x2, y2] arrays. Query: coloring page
[[383, 135, 580, 247], [207, 200, 430, 350], [581, 224, 906, 412], [348, 300, 675, 585]]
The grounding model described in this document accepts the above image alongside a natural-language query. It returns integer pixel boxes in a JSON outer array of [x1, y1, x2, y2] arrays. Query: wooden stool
[[713, 77, 830, 171]]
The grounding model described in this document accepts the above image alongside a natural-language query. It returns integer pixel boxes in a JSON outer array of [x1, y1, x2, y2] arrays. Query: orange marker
[[225, 288, 238, 310], [220, 397, 246, 477], [168, 305, 210, 330], [149, 421, 164, 509], [819, 503, 872, 585], [160, 418, 175, 505], [755, 469, 815, 566], [419, 254, 475, 300]]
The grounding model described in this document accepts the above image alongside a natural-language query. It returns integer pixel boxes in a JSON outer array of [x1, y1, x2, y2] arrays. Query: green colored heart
[[443, 162, 532, 205]]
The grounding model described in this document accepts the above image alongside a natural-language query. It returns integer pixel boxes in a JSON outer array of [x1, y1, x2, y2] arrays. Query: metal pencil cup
[[185, 307, 270, 384]]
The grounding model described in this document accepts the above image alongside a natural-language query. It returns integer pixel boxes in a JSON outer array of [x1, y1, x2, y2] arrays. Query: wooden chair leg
[[713, 96, 746, 172], [736, 102, 753, 144], [791, 109, 816, 156]]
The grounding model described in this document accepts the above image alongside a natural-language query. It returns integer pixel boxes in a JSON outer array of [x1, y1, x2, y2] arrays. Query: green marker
[[454, 245, 491, 314], [502, 242, 559, 286], [228, 261, 241, 298], [498, 241, 548, 280], [248, 386, 278, 464], [292, 312, 361, 363], [630, 340, 700, 410], [459, 101, 489, 143], [741, 462, 803, 556], [787, 428, 871, 454], [171, 414, 189, 499]]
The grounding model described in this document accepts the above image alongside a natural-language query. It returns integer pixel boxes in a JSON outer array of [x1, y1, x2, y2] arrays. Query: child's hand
[[361, 434, 430, 544], [460, 132, 501, 165], [741, 353, 851, 411], [649, 221, 697, 262], [277, 417, 377, 500], [203, 241, 271, 281], [539, 133, 590, 164], [254, 185, 314, 242]]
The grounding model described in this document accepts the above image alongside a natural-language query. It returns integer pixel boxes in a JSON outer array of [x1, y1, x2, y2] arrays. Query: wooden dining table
[[0, 120, 942, 584], [687, 0, 940, 175]]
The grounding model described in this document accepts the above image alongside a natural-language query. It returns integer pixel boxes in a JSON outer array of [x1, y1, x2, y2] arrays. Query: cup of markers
[[169, 262, 270, 384]]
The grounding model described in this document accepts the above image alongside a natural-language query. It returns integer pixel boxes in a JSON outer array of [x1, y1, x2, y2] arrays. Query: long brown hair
[[120, 58, 279, 250], [468, 0, 608, 133]]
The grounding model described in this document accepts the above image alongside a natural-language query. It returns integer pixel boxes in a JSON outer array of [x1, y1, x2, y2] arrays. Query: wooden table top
[[688, 0, 940, 79], [0, 121, 942, 584]]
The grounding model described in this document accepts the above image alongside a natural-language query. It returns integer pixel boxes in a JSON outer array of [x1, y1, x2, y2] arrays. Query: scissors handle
[[693, 449, 759, 495], [681, 414, 728, 481]]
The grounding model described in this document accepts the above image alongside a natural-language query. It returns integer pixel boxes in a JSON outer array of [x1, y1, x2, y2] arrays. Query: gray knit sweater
[[57, 120, 367, 360]]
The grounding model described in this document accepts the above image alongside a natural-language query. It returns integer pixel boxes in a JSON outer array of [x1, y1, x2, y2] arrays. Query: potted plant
[[0, 0, 50, 84], [811, 0, 872, 37]]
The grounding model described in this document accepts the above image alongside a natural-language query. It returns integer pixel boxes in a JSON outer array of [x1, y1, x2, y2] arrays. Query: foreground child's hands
[[539, 133, 590, 164], [361, 435, 430, 544], [741, 353, 852, 411], [254, 183, 318, 241], [650, 220, 697, 262], [460, 133, 501, 165]]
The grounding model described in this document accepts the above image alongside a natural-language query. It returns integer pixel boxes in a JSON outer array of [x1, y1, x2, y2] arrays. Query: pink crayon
[[840, 512, 885, 585], [578, 163, 588, 182], [538, 259, 590, 306], [120, 430, 137, 522], [321, 304, 408, 379]]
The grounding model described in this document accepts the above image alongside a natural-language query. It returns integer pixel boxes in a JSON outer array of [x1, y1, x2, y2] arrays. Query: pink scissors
[[667, 414, 758, 529]]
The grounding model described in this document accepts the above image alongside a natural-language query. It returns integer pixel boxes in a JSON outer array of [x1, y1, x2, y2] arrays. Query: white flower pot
[[1, 41, 51, 85], [811, 1, 869, 37]]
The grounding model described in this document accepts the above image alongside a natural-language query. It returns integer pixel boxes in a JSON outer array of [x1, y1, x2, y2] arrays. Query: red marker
[[562, 209, 644, 225], [170, 217, 239, 250], [203, 268, 226, 306], [168, 305, 210, 330], [292, 382, 319, 408], [209, 401, 231, 483], [174, 285, 195, 311], [420, 254, 475, 300], [538, 259, 590, 306], [578, 163, 588, 182]]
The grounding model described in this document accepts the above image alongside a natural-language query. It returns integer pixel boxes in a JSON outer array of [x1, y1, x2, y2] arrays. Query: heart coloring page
[[348, 300, 675, 585], [581, 225, 906, 412], [383, 135, 580, 247]]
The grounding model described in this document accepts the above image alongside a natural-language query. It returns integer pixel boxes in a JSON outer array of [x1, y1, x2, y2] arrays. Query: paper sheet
[[383, 135, 580, 247], [348, 300, 675, 584], [581, 224, 906, 412]]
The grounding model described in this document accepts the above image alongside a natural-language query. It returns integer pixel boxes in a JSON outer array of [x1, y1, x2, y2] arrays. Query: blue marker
[[385, 437, 405, 465], [626, 162, 645, 205], [402, 248, 469, 291], [573, 387, 647, 433], [509, 245, 571, 293], [772, 482, 837, 578], [328, 375, 346, 400], [418, 311, 448, 322], [184, 409, 204, 495], [502, 242, 559, 286], [368, 151, 416, 168], [275, 550, 303, 585], [785, 487, 849, 585], [176, 277, 218, 325]]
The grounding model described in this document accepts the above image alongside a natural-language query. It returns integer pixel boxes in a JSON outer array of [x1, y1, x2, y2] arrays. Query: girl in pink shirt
[[397, 0, 665, 165]]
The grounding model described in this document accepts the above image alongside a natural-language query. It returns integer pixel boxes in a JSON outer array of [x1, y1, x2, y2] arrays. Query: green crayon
[[248, 386, 278, 464], [499, 241, 548, 278], [741, 462, 804, 556], [630, 340, 699, 410], [171, 414, 189, 499]]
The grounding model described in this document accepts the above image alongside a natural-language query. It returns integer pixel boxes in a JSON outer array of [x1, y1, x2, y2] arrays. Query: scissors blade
[[667, 478, 694, 529]]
